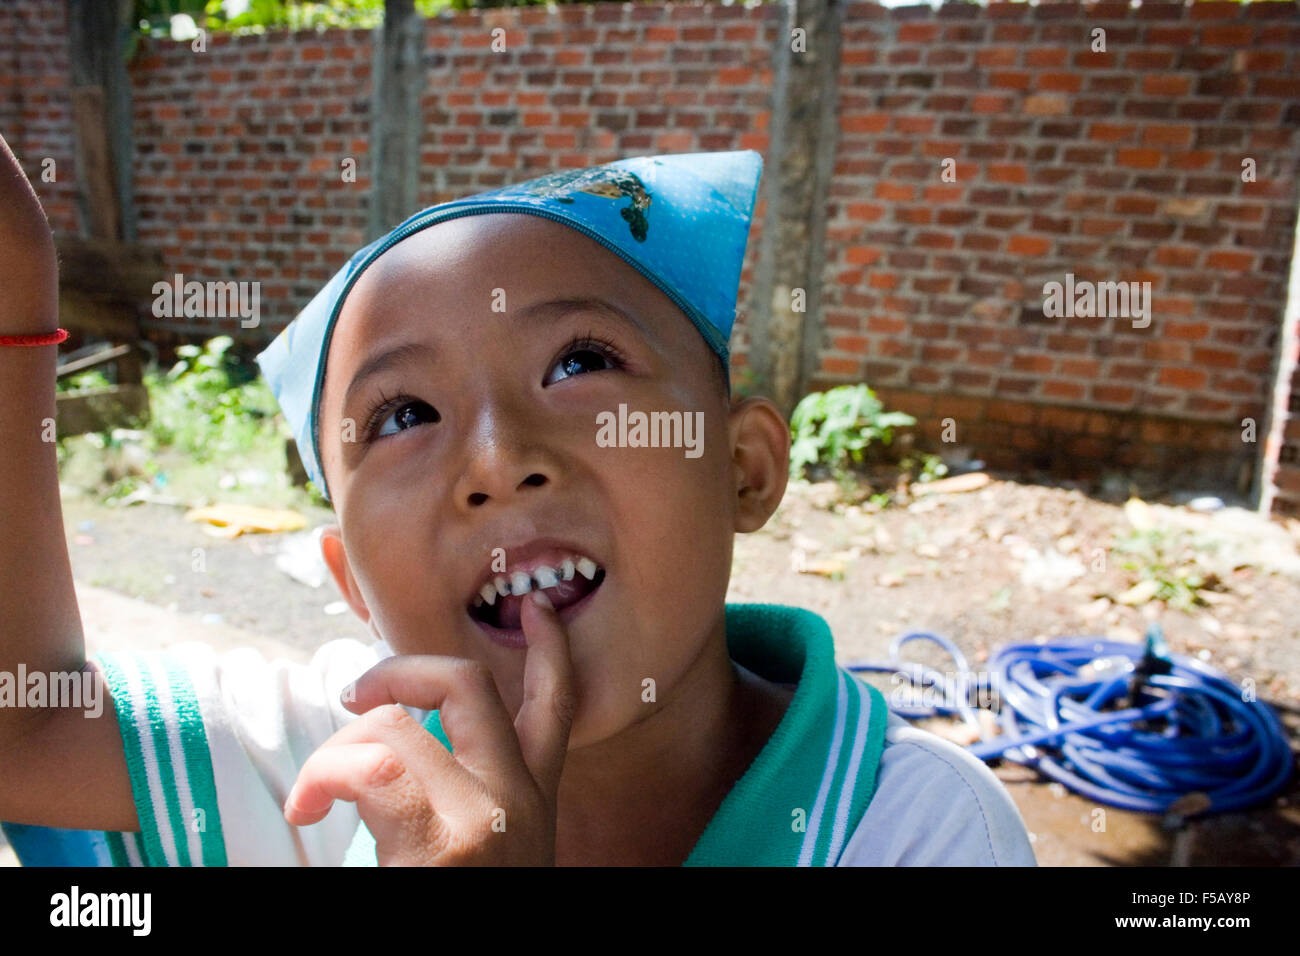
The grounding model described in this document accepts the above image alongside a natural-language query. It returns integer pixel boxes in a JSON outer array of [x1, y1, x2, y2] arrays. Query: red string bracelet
[[0, 328, 69, 347]]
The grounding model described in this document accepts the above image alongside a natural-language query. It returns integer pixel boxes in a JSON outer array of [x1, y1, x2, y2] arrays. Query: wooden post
[[66, 0, 136, 242], [369, 0, 424, 240], [749, 0, 843, 416]]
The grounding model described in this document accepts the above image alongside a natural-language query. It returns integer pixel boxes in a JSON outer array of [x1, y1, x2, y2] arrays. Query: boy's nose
[[461, 468, 549, 508], [452, 406, 556, 509]]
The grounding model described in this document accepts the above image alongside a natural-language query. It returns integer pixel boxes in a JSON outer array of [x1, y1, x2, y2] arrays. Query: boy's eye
[[544, 346, 615, 385], [373, 400, 439, 438]]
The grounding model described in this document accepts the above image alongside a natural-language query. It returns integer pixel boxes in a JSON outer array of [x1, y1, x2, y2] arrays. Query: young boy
[[0, 134, 1035, 866]]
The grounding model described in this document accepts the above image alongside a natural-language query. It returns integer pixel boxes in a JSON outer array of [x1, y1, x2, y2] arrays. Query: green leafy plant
[[901, 452, 949, 484], [134, 0, 457, 38], [789, 384, 915, 489], [146, 335, 281, 463], [1112, 526, 1214, 612], [55, 369, 115, 393]]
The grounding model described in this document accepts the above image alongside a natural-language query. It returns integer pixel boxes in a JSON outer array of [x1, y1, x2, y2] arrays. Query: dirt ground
[[12, 470, 1298, 867]]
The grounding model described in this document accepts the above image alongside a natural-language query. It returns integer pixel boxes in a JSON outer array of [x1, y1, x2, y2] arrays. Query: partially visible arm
[[0, 132, 137, 832]]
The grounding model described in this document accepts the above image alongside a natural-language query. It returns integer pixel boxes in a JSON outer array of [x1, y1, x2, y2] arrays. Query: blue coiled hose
[[844, 626, 1295, 815]]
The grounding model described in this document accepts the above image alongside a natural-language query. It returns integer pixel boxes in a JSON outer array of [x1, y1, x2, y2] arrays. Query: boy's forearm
[[0, 133, 87, 742]]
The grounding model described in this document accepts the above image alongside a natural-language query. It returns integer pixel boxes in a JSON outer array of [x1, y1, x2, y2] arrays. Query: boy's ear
[[320, 524, 371, 624], [727, 396, 790, 533]]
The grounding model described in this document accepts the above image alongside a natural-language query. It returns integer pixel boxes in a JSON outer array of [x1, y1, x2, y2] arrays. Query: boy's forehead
[[350, 213, 631, 301], [329, 212, 669, 357]]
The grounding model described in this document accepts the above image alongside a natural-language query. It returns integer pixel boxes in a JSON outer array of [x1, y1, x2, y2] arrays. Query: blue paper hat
[[256, 149, 764, 502]]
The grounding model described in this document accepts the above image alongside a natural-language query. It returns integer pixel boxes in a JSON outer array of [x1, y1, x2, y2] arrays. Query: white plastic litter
[[275, 526, 329, 589]]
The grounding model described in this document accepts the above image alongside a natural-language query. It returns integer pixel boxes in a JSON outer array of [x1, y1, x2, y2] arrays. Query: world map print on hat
[[256, 149, 764, 501]]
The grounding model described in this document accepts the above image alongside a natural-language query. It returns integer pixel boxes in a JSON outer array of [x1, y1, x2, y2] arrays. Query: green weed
[[789, 384, 915, 492]]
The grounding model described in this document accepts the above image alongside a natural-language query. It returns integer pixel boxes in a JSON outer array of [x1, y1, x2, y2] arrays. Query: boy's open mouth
[[467, 551, 606, 635]]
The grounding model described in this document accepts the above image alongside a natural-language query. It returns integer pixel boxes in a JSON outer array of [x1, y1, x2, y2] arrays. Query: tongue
[[495, 575, 597, 630]]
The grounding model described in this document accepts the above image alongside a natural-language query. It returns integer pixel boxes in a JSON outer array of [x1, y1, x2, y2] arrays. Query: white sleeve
[[95, 636, 407, 866], [836, 713, 1038, 866]]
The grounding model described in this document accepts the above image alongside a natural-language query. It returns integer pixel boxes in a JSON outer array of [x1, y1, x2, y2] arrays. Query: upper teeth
[[471, 554, 603, 606]]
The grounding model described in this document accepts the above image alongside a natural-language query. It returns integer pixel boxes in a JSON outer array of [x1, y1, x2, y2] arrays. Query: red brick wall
[[819, 0, 1300, 497], [2, 0, 78, 235], [129, 28, 374, 339]]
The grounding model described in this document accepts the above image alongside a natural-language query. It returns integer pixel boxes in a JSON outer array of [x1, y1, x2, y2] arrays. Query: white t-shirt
[[87, 604, 1036, 867]]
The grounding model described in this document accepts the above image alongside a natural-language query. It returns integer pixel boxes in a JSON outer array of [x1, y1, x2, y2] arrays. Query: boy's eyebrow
[[345, 341, 438, 408], [344, 296, 652, 406], [514, 295, 654, 342]]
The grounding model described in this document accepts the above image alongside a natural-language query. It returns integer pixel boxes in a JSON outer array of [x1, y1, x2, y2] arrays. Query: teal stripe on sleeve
[[138, 659, 191, 865], [162, 656, 227, 866], [93, 651, 170, 866], [104, 831, 130, 867]]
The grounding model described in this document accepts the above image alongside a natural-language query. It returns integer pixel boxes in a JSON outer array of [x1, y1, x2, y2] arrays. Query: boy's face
[[316, 213, 785, 748]]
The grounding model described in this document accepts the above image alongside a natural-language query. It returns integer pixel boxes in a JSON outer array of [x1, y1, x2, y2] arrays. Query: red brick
[[820, 357, 860, 376], [1202, 25, 1255, 45], [976, 47, 1019, 67], [971, 94, 1013, 113], [1011, 353, 1054, 373], [1060, 359, 1101, 378], [1204, 250, 1255, 271], [1007, 235, 1051, 256], [895, 115, 936, 135], [1116, 149, 1163, 168], [1191, 347, 1241, 368], [1143, 341, 1189, 362], [1159, 367, 1208, 389], [1141, 74, 1191, 97], [899, 22, 941, 43], [1141, 124, 1193, 148], [1089, 122, 1136, 142], [1081, 218, 1124, 237], [846, 202, 885, 222], [1045, 379, 1086, 403], [867, 316, 906, 335], [1165, 322, 1210, 340], [987, 163, 1028, 183], [1036, 73, 1083, 93], [717, 68, 754, 85], [923, 185, 963, 203], [989, 72, 1032, 91], [843, 113, 890, 133], [1091, 385, 1136, 405], [875, 182, 914, 202], [987, 400, 1036, 425], [1023, 94, 1067, 116], [1190, 1, 1240, 19], [1025, 47, 1069, 68]]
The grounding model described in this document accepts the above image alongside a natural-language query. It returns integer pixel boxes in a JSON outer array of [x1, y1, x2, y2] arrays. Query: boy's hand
[[283, 591, 576, 865]]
